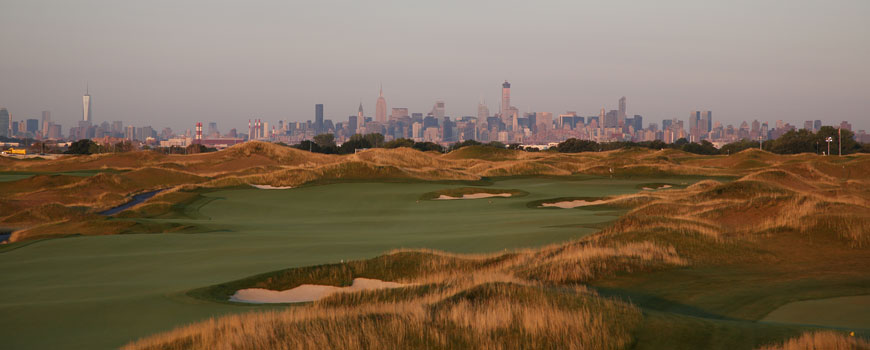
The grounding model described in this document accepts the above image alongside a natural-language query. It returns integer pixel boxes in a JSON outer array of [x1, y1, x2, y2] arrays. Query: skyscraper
[[500, 81, 511, 123], [618, 96, 626, 127], [41, 111, 51, 137], [702, 111, 712, 133], [477, 100, 489, 120], [357, 103, 364, 130], [604, 110, 618, 128], [0, 108, 9, 138], [83, 86, 92, 122], [315, 104, 324, 134], [431, 100, 445, 119], [375, 86, 387, 123]]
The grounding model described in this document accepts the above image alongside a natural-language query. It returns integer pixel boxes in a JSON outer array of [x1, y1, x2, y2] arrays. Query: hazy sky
[[1, 0, 868, 133]]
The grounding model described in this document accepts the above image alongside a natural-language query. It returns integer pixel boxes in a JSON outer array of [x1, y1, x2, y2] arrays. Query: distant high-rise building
[[0, 108, 9, 138], [604, 110, 618, 128], [431, 101, 445, 119], [702, 111, 712, 133], [207, 122, 219, 137], [41, 111, 51, 137], [618, 96, 626, 127], [112, 121, 123, 135], [500, 81, 511, 123], [26, 119, 39, 134], [632, 115, 643, 132], [83, 86, 92, 122], [315, 104, 324, 134], [840, 121, 852, 131], [376, 86, 387, 123], [477, 100, 489, 120], [813, 120, 822, 131], [689, 111, 700, 138], [48, 123, 62, 139], [391, 108, 409, 120], [803, 120, 814, 131], [537, 112, 553, 131], [357, 103, 364, 130]]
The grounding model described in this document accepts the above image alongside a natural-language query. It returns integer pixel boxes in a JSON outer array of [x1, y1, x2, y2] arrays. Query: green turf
[[761, 295, 870, 330], [0, 176, 674, 350]]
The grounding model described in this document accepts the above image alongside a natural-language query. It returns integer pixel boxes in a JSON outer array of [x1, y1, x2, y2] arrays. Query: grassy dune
[[120, 149, 869, 350]]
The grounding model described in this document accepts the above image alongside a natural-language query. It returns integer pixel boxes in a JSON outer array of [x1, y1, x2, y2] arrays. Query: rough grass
[[757, 331, 870, 350], [126, 283, 642, 350]]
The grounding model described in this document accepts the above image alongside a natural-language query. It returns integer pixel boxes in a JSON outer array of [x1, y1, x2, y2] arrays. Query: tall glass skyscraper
[[315, 104, 324, 134], [0, 108, 9, 138], [500, 81, 511, 124], [82, 87, 92, 122]]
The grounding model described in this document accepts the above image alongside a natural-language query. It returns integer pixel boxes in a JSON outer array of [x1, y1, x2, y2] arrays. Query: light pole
[[825, 136, 833, 156], [838, 128, 842, 157]]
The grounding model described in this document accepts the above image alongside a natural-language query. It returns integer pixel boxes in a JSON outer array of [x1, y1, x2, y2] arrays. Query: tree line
[[45, 126, 870, 157]]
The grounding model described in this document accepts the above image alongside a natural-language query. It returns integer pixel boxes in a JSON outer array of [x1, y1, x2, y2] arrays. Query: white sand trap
[[643, 185, 673, 191], [436, 193, 512, 200], [541, 200, 607, 208], [230, 278, 407, 304], [250, 184, 294, 190]]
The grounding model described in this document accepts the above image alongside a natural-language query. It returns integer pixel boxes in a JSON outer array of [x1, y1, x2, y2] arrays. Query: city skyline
[[1, 1, 868, 132], [2, 81, 867, 136]]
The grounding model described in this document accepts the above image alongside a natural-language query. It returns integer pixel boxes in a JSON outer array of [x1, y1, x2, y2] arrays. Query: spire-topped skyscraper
[[357, 102, 365, 130], [82, 84, 92, 122], [375, 85, 387, 124], [500, 81, 511, 123]]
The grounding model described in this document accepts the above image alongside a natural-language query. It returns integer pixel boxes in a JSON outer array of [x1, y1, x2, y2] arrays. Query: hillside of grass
[[123, 153, 870, 349]]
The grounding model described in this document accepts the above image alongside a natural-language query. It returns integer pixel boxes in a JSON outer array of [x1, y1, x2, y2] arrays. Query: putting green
[[0, 176, 690, 349], [761, 295, 870, 330]]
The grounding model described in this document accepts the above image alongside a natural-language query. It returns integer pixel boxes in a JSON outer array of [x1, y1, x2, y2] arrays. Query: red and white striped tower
[[248, 119, 252, 141], [195, 122, 202, 144]]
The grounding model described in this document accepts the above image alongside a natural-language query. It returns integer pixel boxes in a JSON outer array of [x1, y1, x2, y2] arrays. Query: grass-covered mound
[[419, 187, 529, 200], [442, 145, 522, 161], [128, 282, 641, 350], [188, 250, 515, 304]]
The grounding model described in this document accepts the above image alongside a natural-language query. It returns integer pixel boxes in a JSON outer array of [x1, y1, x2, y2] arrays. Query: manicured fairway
[[761, 295, 870, 330], [0, 176, 679, 350]]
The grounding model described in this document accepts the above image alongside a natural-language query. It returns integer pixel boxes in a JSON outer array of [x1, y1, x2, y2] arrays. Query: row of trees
[[54, 126, 870, 157], [554, 126, 868, 156], [289, 134, 444, 154], [64, 139, 213, 155]]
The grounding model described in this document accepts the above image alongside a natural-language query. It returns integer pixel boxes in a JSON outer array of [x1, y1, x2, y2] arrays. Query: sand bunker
[[541, 200, 607, 208], [436, 193, 513, 200], [642, 185, 673, 191], [230, 278, 407, 304], [250, 184, 294, 190]]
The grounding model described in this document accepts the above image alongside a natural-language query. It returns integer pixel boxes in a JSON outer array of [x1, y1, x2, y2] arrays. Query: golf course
[[0, 142, 867, 349]]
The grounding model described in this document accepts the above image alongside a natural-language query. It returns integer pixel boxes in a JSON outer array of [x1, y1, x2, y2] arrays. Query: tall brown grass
[[757, 331, 870, 350]]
